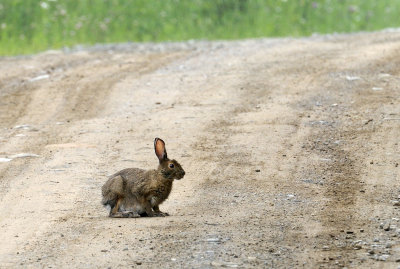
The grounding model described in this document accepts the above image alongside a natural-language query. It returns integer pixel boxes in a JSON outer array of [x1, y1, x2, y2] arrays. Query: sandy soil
[[0, 31, 399, 268]]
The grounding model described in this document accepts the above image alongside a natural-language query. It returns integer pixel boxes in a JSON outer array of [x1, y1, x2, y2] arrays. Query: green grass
[[1, 0, 400, 56]]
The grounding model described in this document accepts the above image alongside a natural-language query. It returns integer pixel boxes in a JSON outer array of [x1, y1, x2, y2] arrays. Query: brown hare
[[101, 138, 185, 217]]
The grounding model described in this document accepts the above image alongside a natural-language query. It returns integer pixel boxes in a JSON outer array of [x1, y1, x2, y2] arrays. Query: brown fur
[[101, 138, 185, 217]]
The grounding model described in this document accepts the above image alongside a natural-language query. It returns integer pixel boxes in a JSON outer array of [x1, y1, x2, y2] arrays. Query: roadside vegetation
[[1, 0, 400, 56]]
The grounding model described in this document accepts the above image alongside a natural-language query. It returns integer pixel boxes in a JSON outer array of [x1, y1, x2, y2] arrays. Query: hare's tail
[[101, 175, 124, 208], [101, 196, 116, 207]]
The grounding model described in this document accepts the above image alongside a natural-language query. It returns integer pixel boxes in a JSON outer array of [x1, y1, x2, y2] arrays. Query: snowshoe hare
[[101, 138, 185, 218]]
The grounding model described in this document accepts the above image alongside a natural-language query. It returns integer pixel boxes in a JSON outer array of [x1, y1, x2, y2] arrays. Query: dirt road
[[0, 31, 399, 268]]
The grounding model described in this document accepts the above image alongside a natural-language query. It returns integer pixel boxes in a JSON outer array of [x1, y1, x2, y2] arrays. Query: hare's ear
[[154, 138, 167, 162]]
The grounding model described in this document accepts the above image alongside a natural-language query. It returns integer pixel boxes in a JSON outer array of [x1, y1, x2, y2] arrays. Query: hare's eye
[[169, 163, 175, 168]]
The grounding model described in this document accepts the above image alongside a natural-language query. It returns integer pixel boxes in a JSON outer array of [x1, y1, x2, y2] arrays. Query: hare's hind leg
[[111, 211, 140, 218], [109, 197, 140, 218]]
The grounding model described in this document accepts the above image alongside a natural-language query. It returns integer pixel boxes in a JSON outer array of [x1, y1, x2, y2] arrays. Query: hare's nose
[[182, 171, 185, 176]]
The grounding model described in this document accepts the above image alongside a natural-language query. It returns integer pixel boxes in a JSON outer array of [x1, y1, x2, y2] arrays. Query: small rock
[[248, 257, 257, 261], [368, 249, 375, 255], [13, 124, 31, 130], [378, 73, 391, 78], [29, 74, 49, 82], [123, 247, 128, 251], [10, 153, 39, 159], [222, 263, 239, 268], [255, 169, 261, 172], [353, 240, 363, 250], [322, 246, 330, 251], [101, 249, 108, 252], [381, 222, 391, 231], [378, 254, 390, 261], [206, 238, 221, 243], [346, 75, 361, 81], [386, 243, 393, 248], [392, 201, 400, 206]]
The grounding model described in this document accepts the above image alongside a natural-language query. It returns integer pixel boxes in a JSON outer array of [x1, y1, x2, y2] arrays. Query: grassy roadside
[[1, 0, 400, 56]]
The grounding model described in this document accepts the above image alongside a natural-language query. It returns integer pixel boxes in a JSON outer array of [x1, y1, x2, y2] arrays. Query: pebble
[[10, 153, 40, 159], [346, 75, 361, 81], [353, 240, 363, 250], [392, 201, 400, 206], [378, 254, 390, 261], [13, 124, 31, 130], [381, 222, 391, 231], [378, 73, 391, 78], [29, 74, 49, 82], [206, 238, 221, 243], [322, 246, 330, 251]]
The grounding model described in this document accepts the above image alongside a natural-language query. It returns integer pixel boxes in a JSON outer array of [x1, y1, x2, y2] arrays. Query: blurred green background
[[1, 0, 400, 56]]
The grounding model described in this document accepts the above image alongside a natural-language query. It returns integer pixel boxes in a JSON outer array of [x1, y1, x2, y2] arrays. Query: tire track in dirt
[[1, 32, 400, 268], [296, 37, 400, 267]]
